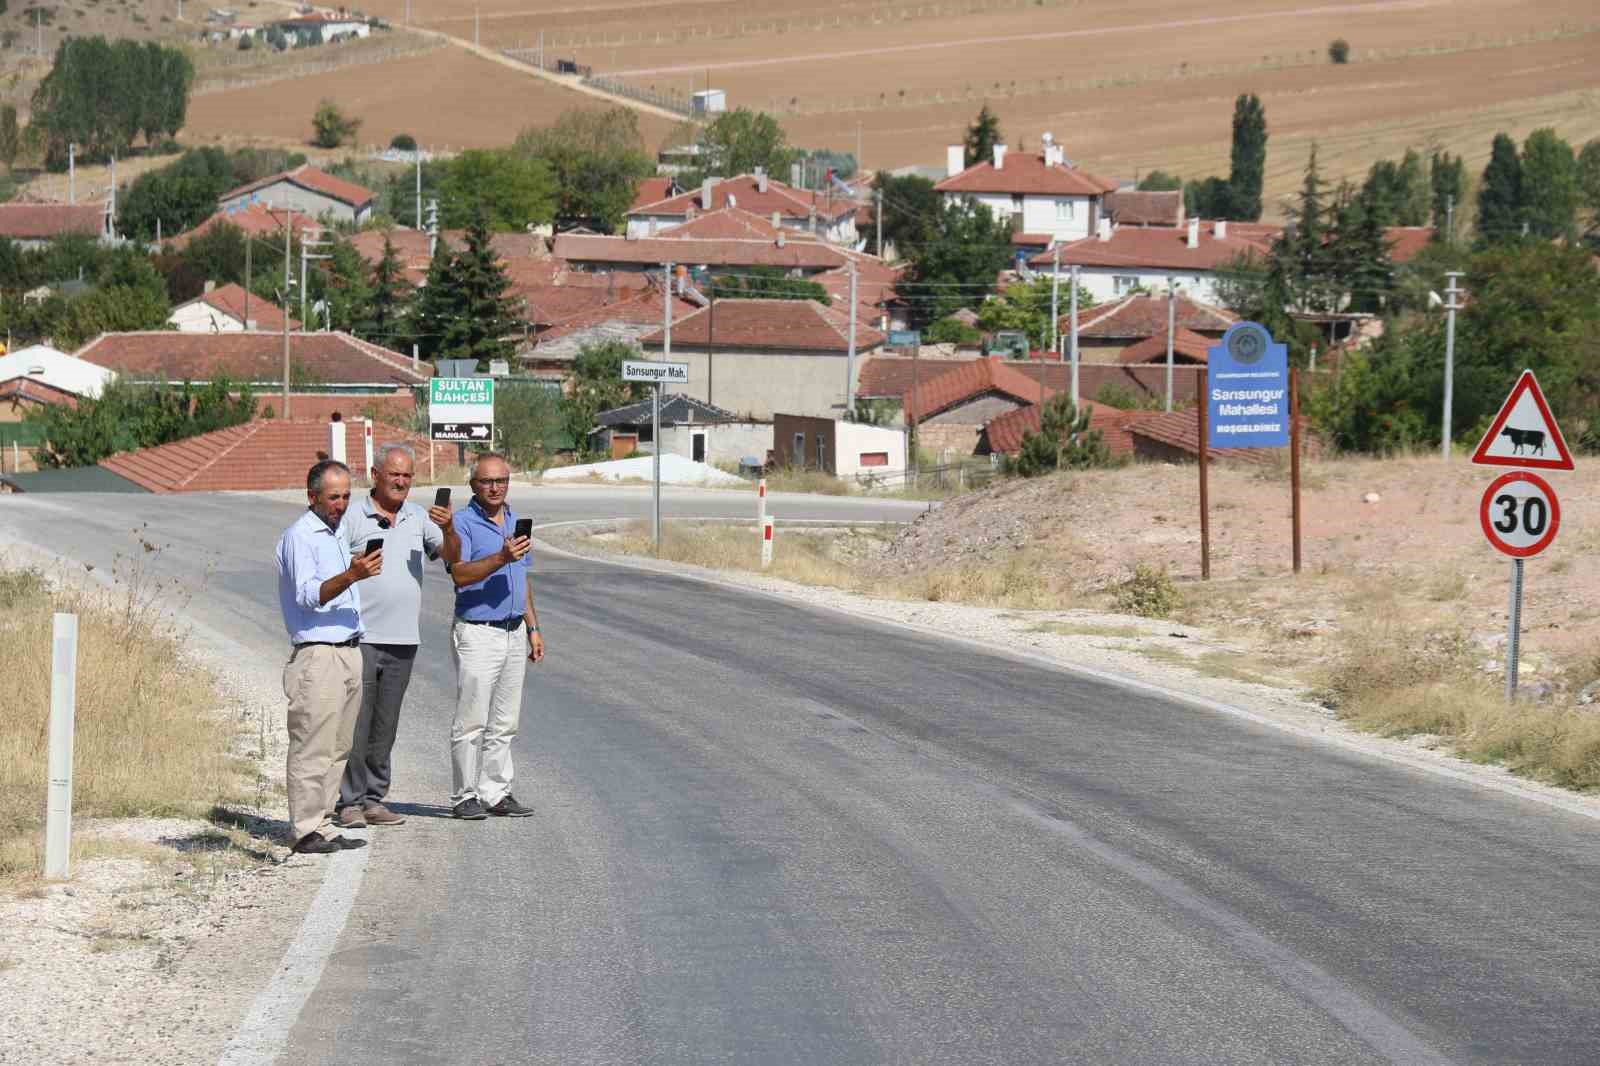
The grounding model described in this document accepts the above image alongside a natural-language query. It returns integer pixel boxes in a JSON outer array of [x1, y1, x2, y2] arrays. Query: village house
[[1031, 217, 1275, 304], [168, 282, 297, 333], [1070, 293, 1236, 362], [771, 414, 906, 480], [638, 298, 883, 420], [589, 394, 771, 466], [626, 171, 858, 245], [935, 135, 1119, 244], [517, 287, 700, 386], [168, 202, 319, 249], [0, 202, 110, 249], [217, 165, 376, 226], [899, 356, 1057, 458]]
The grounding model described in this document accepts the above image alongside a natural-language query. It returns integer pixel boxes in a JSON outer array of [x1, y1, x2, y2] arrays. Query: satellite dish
[[1428, 290, 1443, 308]]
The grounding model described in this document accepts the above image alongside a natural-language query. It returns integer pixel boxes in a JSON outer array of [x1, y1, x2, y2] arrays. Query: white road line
[[216, 839, 370, 1066]]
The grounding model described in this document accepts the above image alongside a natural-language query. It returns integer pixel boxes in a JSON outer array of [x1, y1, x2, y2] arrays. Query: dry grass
[[1028, 621, 1146, 638], [0, 559, 250, 885], [1318, 613, 1600, 792]]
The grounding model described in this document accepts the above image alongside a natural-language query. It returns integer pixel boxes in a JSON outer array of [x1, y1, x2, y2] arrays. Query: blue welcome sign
[[1207, 321, 1290, 449]]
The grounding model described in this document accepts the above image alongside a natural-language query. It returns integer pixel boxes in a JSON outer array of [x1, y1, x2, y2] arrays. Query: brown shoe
[[362, 802, 406, 827], [336, 805, 367, 829]]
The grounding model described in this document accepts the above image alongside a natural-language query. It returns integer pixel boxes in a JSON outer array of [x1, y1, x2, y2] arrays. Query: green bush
[[1328, 38, 1350, 63], [1113, 564, 1182, 618], [390, 132, 417, 151]]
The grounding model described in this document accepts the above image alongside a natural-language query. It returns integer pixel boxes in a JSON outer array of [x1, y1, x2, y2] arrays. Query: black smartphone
[[513, 518, 532, 540], [364, 537, 384, 556], [434, 487, 450, 508]]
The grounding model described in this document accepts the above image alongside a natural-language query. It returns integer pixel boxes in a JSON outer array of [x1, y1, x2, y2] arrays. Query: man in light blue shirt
[[274, 459, 382, 855]]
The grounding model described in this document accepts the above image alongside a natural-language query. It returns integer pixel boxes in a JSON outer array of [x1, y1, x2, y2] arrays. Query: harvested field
[[184, 45, 678, 155], [295, 0, 1600, 219]]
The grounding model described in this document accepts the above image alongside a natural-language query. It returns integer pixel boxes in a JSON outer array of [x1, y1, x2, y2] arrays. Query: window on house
[[1011, 195, 1023, 214], [1113, 275, 1139, 295], [859, 452, 889, 467], [1055, 199, 1074, 221], [793, 432, 805, 468], [815, 434, 827, 471]]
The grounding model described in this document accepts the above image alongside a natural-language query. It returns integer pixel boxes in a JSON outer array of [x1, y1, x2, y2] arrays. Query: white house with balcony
[[1028, 217, 1279, 305], [934, 134, 1120, 243]]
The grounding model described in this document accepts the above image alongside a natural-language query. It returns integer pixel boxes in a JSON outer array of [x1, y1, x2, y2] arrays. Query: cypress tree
[[1476, 133, 1523, 245], [964, 105, 1003, 168], [1429, 151, 1466, 241], [1226, 93, 1267, 221], [1519, 127, 1578, 240]]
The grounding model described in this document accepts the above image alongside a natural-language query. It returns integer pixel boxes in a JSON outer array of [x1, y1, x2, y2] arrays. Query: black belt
[[459, 616, 523, 631], [295, 635, 361, 649]]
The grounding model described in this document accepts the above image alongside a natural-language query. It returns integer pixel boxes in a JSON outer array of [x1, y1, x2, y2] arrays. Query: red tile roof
[[99, 419, 452, 493], [554, 232, 849, 271], [171, 203, 319, 248], [1385, 226, 1434, 264], [179, 283, 298, 331], [221, 165, 376, 210], [1075, 294, 1236, 339], [641, 298, 883, 353], [904, 356, 1053, 421], [1122, 409, 1277, 464], [75, 332, 430, 387], [656, 207, 786, 241], [1115, 327, 1214, 365], [1011, 232, 1054, 247], [0, 376, 81, 408], [936, 152, 1118, 197], [0, 202, 105, 240], [251, 391, 416, 423], [532, 288, 699, 346], [630, 177, 679, 211], [1104, 190, 1183, 227], [1032, 225, 1269, 271], [981, 400, 1133, 456], [631, 174, 855, 222]]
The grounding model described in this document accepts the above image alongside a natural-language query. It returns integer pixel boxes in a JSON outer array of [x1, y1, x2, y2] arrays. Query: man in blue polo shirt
[[274, 459, 383, 855], [446, 452, 544, 820]]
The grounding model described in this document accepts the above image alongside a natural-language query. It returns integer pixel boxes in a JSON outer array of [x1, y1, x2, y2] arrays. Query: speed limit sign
[[1479, 471, 1560, 557]]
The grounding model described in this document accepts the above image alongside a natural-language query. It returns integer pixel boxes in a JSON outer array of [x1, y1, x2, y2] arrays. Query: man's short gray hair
[[468, 452, 510, 480], [374, 442, 416, 469]]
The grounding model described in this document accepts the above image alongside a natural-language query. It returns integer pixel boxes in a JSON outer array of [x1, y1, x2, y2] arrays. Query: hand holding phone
[[429, 487, 453, 528], [434, 487, 451, 508], [352, 539, 383, 580], [513, 518, 532, 540]]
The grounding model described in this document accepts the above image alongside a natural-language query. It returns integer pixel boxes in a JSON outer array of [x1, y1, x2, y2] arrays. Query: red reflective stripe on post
[[764, 524, 773, 540]]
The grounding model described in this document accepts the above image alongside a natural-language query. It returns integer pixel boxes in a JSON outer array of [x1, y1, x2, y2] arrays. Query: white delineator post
[[45, 613, 78, 879], [362, 418, 375, 477], [757, 477, 767, 526], [761, 517, 774, 569], [328, 419, 347, 465]]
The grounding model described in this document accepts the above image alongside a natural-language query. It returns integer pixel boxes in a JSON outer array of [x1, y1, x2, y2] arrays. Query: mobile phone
[[513, 518, 532, 540], [434, 487, 450, 508], [364, 537, 384, 556]]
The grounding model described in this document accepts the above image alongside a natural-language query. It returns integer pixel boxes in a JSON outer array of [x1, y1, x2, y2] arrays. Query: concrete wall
[[833, 420, 906, 478], [169, 301, 245, 333], [773, 414, 836, 471], [656, 421, 773, 466], [220, 181, 369, 226], [948, 192, 1097, 241], [1051, 266, 1220, 305], [653, 347, 873, 421]]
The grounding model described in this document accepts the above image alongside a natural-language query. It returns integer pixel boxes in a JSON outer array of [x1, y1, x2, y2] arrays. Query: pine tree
[[1395, 149, 1430, 226], [434, 202, 521, 369], [1281, 145, 1335, 312], [409, 240, 458, 362], [1226, 93, 1267, 221], [1476, 132, 1523, 245], [361, 235, 412, 347], [964, 105, 1003, 168]]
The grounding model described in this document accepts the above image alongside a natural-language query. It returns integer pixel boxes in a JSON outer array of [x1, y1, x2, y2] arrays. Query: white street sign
[[430, 377, 494, 443], [1469, 370, 1574, 470], [1479, 471, 1560, 558], [623, 360, 689, 384]]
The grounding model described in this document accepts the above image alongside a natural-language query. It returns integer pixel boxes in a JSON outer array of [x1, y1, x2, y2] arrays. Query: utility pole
[[68, 144, 74, 205], [107, 154, 117, 239], [1069, 264, 1080, 409], [415, 152, 422, 230], [1445, 194, 1455, 246], [244, 237, 251, 326], [1441, 271, 1463, 460], [1164, 276, 1176, 413], [845, 259, 858, 416], [856, 122, 862, 174], [475, 7, 480, 48], [655, 261, 672, 548], [300, 230, 333, 331], [874, 186, 882, 257], [1048, 244, 1060, 408], [282, 216, 293, 418]]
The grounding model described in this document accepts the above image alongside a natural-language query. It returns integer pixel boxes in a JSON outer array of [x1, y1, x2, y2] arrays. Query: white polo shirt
[[342, 494, 443, 646]]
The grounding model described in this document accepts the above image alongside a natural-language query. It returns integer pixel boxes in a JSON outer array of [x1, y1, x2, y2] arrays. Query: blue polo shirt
[[275, 509, 361, 644], [452, 497, 528, 622]]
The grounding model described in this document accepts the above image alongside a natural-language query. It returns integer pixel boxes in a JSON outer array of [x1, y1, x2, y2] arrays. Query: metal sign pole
[[1505, 558, 1524, 702], [1198, 367, 1211, 581], [1290, 366, 1303, 573], [652, 382, 662, 551], [45, 612, 78, 879]]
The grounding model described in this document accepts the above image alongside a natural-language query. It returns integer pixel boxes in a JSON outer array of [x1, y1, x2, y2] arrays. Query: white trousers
[[449, 619, 527, 807]]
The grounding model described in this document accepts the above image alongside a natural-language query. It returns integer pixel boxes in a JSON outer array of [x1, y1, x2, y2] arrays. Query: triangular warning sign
[[1469, 370, 1575, 470]]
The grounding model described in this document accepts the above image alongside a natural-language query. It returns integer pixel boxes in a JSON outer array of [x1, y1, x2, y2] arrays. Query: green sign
[[430, 378, 494, 406], [429, 376, 494, 442]]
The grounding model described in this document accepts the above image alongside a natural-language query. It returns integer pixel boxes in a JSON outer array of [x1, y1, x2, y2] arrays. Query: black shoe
[[331, 835, 367, 850], [452, 797, 488, 820], [292, 834, 343, 855], [486, 794, 534, 818]]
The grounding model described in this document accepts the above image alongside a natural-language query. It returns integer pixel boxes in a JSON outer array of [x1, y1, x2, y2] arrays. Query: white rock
[[1363, 492, 1382, 504]]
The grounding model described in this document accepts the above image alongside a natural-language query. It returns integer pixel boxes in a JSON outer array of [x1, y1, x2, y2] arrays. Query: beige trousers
[[283, 644, 363, 842]]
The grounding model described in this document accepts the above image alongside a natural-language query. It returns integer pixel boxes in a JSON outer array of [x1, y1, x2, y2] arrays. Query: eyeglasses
[[474, 478, 511, 487]]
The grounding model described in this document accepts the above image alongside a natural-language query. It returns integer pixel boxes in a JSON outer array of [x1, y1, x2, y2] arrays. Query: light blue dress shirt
[[275, 509, 362, 644]]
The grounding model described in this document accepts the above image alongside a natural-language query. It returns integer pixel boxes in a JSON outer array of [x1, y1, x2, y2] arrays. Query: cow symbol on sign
[[1500, 426, 1546, 457]]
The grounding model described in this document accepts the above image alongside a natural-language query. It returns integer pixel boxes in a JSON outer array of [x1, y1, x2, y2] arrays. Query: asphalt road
[[4, 487, 1598, 1065]]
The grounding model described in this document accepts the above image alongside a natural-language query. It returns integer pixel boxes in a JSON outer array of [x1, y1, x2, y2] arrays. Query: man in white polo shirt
[[337, 442, 460, 829]]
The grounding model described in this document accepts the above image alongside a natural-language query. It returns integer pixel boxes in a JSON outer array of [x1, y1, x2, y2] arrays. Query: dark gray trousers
[[339, 642, 418, 811]]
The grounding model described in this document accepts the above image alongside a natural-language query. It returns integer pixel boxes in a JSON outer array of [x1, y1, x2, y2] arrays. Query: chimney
[[791, 161, 803, 187], [245, 319, 258, 330], [993, 143, 1007, 169], [755, 167, 768, 193], [701, 177, 717, 210], [727, 193, 737, 209], [776, 232, 785, 248], [1041, 132, 1058, 167], [648, 218, 658, 236], [1097, 217, 1112, 241], [1214, 219, 1228, 239], [203, 279, 216, 293], [771, 210, 781, 229], [1187, 217, 1200, 249], [946, 144, 964, 177]]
